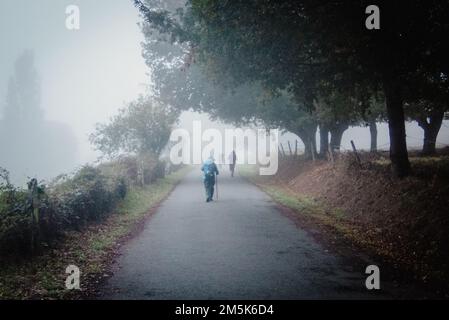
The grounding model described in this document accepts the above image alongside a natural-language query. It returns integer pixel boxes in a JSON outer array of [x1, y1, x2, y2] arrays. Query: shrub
[[0, 155, 164, 258], [98, 154, 166, 186], [0, 169, 36, 255]]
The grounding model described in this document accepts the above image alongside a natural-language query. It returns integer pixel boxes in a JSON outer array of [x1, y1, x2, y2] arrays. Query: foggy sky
[[1, 0, 448, 184], [0, 0, 148, 167]]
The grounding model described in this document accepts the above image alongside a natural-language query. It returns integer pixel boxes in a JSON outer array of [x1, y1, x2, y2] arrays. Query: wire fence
[[279, 133, 449, 158]]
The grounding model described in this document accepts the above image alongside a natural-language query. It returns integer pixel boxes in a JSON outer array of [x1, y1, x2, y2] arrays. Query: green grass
[[239, 165, 356, 235], [262, 185, 324, 216], [0, 166, 191, 300], [238, 164, 259, 176], [240, 164, 405, 260], [240, 165, 325, 215]]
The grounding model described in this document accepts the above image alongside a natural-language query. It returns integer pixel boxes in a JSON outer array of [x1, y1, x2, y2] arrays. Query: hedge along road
[[99, 166, 411, 299]]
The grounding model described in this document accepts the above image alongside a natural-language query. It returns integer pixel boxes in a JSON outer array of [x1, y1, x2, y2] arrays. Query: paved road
[[101, 167, 392, 299]]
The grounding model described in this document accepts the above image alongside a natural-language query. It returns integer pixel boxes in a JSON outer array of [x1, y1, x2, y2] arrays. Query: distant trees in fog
[[0, 50, 77, 184]]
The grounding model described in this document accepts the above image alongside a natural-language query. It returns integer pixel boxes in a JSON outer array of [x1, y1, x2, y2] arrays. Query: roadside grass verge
[[239, 165, 376, 251], [239, 158, 449, 295], [0, 166, 191, 300]]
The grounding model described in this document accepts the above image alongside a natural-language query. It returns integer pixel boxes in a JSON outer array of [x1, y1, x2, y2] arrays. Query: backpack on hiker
[[203, 160, 217, 178]]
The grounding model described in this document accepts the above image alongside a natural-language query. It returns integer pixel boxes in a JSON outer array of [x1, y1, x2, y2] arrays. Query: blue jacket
[[201, 158, 219, 180]]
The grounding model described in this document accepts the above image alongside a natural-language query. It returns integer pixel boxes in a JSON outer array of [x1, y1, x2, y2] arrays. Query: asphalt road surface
[[101, 167, 400, 299]]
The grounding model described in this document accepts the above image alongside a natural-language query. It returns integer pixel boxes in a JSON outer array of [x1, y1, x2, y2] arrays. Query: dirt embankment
[[263, 152, 449, 291]]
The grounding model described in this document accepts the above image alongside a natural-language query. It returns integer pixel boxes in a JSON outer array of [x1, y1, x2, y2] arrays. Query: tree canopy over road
[[135, 0, 449, 177]]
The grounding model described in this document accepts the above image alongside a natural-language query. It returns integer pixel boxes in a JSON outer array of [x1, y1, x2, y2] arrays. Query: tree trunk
[[369, 120, 378, 152], [319, 124, 329, 158], [417, 111, 444, 156], [303, 138, 312, 158], [330, 123, 348, 152], [383, 76, 411, 178], [296, 125, 318, 160]]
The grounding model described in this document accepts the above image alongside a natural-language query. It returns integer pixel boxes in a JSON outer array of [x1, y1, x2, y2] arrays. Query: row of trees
[[135, 0, 449, 177]]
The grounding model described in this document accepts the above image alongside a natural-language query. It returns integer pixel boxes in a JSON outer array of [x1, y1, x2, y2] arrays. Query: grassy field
[[0, 166, 191, 299]]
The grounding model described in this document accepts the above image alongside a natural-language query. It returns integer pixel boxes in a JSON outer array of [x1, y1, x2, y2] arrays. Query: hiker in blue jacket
[[201, 156, 219, 202]]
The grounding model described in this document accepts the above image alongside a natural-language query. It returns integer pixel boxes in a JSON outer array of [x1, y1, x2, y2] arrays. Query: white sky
[[0, 0, 150, 165]]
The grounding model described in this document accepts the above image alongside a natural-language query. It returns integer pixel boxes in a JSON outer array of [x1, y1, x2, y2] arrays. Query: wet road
[[101, 167, 388, 299]]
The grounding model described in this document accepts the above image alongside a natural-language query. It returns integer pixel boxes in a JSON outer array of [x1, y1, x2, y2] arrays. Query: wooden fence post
[[28, 178, 40, 255], [328, 143, 334, 164], [350, 140, 362, 168], [295, 140, 298, 157], [280, 143, 286, 157]]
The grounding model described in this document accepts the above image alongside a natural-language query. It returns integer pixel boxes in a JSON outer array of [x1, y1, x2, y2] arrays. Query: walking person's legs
[[204, 176, 215, 202], [209, 183, 214, 201], [204, 180, 209, 202]]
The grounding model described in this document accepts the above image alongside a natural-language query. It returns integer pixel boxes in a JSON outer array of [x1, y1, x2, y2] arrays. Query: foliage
[[0, 154, 166, 257], [89, 96, 178, 159], [135, 0, 449, 176], [98, 154, 165, 187], [0, 166, 189, 299]]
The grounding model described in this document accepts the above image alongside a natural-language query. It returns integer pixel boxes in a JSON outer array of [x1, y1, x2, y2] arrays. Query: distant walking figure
[[229, 150, 237, 177], [201, 156, 219, 202]]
